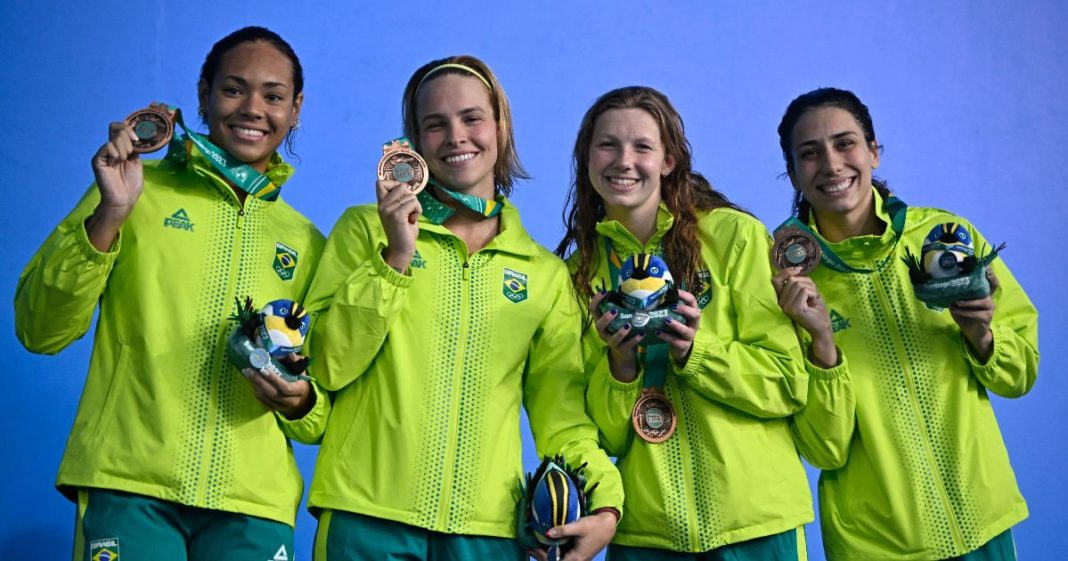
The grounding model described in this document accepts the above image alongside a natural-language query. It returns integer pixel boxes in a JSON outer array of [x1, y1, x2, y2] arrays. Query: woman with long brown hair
[[557, 85, 818, 560]]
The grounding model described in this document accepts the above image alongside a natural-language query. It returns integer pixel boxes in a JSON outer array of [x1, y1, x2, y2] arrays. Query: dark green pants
[[953, 529, 1016, 561], [314, 509, 524, 561], [607, 527, 806, 561], [75, 488, 293, 561]]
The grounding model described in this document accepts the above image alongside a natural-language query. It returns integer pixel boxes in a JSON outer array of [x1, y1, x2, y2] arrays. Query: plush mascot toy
[[598, 253, 685, 344], [226, 297, 311, 382], [517, 456, 594, 561], [903, 223, 1005, 310]]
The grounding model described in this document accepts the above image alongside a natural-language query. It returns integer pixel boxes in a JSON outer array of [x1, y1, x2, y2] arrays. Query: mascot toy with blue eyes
[[599, 253, 686, 344], [516, 456, 594, 561], [226, 296, 312, 383], [902, 222, 1005, 310]]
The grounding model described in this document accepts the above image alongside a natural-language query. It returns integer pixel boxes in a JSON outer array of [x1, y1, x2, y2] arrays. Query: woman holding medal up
[[14, 27, 327, 560], [302, 56, 623, 561], [556, 86, 814, 560], [772, 87, 1038, 560]]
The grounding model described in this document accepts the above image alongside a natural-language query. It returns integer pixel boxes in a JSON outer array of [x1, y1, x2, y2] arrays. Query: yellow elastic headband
[[415, 63, 492, 93]]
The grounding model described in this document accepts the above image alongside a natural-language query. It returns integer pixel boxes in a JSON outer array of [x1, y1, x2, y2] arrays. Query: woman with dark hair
[[775, 87, 1038, 560], [15, 26, 326, 559], [303, 55, 622, 561], [557, 85, 814, 560]]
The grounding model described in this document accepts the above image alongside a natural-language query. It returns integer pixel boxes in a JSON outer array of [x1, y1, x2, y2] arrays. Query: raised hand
[[376, 179, 422, 272], [773, 266, 838, 368]]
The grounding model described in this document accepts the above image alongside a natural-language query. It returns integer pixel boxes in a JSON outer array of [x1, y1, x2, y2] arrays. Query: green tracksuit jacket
[[304, 201, 623, 538], [14, 151, 327, 526], [581, 205, 817, 552], [789, 193, 1038, 560]]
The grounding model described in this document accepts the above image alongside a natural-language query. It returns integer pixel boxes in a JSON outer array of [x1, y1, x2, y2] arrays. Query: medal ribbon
[[775, 195, 908, 274], [164, 108, 281, 202], [604, 239, 668, 392], [417, 178, 503, 225]]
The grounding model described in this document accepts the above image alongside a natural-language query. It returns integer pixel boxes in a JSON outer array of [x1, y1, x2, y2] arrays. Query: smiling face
[[587, 108, 676, 226], [197, 40, 302, 173], [415, 73, 499, 199], [788, 106, 880, 227]]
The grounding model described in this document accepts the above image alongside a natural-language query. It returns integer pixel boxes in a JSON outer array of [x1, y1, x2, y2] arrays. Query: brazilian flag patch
[[273, 242, 299, 281], [90, 538, 120, 561], [503, 268, 528, 303], [695, 269, 713, 309]]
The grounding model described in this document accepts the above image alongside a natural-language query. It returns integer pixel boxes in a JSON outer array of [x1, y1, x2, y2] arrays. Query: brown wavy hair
[[555, 86, 745, 321], [401, 55, 529, 196]]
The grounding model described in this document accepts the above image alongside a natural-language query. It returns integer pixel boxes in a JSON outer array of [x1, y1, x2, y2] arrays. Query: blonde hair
[[401, 55, 528, 195]]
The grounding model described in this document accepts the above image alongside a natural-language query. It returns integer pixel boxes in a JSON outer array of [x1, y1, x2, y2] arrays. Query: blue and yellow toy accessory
[[902, 222, 1005, 309], [517, 456, 594, 561], [225, 297, 311, 382], [599, 253, 685, 344]]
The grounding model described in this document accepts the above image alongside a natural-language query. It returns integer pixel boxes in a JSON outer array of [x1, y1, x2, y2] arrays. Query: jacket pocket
[[85, 343, 130, 447]]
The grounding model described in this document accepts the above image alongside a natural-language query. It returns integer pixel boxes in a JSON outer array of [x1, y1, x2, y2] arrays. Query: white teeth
[[608, 177, 638, 186], [233, 126, 265, 138], [822, 177, 852, 193], [445, 153, 475, 163]]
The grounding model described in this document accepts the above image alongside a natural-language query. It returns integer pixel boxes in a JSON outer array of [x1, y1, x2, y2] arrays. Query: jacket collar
[[809, 186, 897, 260], [594, 202, 674, 256], [184, 148, 294, 206], [419, 196, 542, 257]]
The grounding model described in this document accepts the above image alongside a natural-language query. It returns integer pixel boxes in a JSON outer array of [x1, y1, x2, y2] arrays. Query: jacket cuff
[[599, 356, 644, 393], [961, 323, 1005, 370], [78, 216, 122, 263], [675, 327, 717, 379], [370, 243, 414, 288], [275, 380, 328, 442], [804, 344, 849, 380]]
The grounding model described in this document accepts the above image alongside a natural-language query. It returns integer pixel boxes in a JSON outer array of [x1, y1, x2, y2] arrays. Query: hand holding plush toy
[[226, 297, 312, 382], [598, 253, 685, 345], [903, 223, 1005, 310]]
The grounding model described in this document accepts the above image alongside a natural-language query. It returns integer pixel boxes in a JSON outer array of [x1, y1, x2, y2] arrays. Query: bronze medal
[[631, 388, 677, 443], [125, 106, 174, 153], [378, 139, 428, 195], [773, 226, 822, 276]]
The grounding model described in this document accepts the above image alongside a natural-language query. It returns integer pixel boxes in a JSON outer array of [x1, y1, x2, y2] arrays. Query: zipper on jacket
[[195, 199, 247, 504], [870, 269, 966, 551], [438, 238, 472, 529]]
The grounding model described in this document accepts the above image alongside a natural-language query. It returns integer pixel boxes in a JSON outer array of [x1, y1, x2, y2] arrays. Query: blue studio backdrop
[[3, 1, 1065, 560]]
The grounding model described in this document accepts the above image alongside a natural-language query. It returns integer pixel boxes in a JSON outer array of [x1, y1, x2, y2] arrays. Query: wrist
[[607, 350, 638, 383], [808, 335, 839, 368], [281, 383, 316, 420], [965, 328, 994, 362], [382, 246, 414, 273], [590, 507, 620, 524]]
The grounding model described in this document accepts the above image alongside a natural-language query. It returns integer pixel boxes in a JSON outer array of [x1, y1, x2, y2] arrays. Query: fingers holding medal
[[772, 226, 821, 276], [378, 138, 428, 195]]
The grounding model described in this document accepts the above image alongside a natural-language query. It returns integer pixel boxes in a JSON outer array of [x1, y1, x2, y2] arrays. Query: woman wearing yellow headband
[[303, 55, 623, 561]]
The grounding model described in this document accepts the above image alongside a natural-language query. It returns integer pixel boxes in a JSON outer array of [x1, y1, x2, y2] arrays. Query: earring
[[198, 107, 206, 119], [291, 120, 301, 131]]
